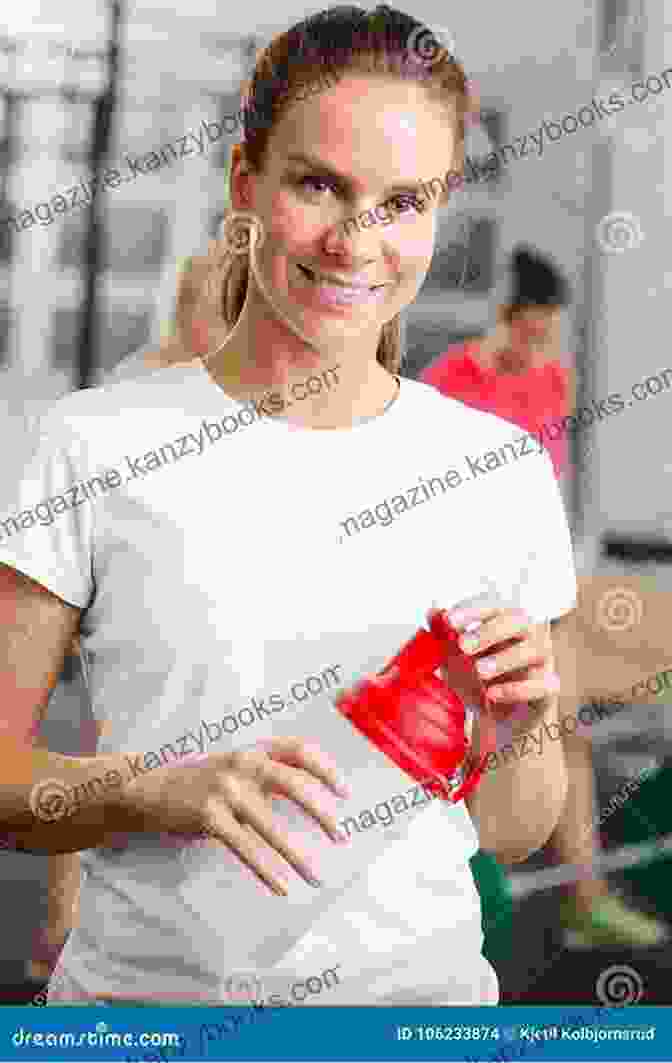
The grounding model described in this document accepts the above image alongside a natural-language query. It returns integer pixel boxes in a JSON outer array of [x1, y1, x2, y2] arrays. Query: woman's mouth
[[294, 263, 389, 306]]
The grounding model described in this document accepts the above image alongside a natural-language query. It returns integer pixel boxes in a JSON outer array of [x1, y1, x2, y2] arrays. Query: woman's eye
[[388, 193, 426, 214], [298, 176, 336, 195]]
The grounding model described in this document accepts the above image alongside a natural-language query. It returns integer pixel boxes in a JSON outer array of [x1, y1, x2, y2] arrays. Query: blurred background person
[[421, 245, 574, 483], [106, 251, 217, 379], [420, 244, 668, 949]]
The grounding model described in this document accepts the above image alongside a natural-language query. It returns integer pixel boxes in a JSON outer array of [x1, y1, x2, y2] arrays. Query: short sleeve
[[0, 410, 96, 610]]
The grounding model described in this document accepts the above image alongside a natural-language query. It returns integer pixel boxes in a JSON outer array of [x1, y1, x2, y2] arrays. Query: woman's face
[[510, 307, 562, 358], [231, 74, 459, 361]]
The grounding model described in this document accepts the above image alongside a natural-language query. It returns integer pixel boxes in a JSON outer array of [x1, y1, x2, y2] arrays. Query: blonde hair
[[168, 255, 215, 350], [199, 5, 470, 375]]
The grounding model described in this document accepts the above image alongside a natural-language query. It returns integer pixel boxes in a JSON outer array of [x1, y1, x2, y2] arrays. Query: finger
[[446, 595, 503, 631], [239, 795, 325, 886], [474, 640, 547, 682], [487, 670, 561, 704], [262, 762, 347, 843], [457, 609, 530, 656], [207, 808, 290, 897], [447, 606, 499, 631], [265, 737, 350, 798], [241, 821, 302, 887]]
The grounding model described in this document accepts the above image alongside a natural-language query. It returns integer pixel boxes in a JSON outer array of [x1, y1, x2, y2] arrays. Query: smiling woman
[[0, 4, 576, 1010], [195, 5, 470, 398]]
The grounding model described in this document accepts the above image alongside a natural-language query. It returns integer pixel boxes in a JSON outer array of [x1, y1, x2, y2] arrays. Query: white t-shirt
[[0, 364, 577, 1004], [105, 343, 188, 382]]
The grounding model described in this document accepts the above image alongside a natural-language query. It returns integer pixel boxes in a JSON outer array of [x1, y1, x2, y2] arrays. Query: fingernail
[[477, 658, 497, 676], [449, 609, 482, 630], [305, 874, 323, 888]]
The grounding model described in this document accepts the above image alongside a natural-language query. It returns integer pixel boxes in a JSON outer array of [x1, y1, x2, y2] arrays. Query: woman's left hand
[[431, 600, 561, 722]]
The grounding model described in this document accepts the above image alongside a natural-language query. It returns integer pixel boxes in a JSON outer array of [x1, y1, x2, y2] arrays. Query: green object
[[610, 764, 672, 918], [560, 893, 668, 948], [470, 848, 513, 967]]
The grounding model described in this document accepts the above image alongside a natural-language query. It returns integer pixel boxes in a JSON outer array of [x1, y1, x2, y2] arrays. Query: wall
[[582, 0, 672, 544]]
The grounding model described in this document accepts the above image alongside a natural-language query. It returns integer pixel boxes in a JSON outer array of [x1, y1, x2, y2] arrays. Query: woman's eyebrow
[[285, 152, 427, 196]]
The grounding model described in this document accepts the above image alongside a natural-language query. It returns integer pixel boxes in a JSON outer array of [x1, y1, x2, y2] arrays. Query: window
[[422, 214, 496, 295], [58, 204, 168, 273], [0, 302, 11, 367], [60, 98, 95, 164], [601, 0, 644, 77], [0, 201, 15, 263]]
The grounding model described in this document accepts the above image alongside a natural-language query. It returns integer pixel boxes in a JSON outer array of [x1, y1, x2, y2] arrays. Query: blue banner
[[0, 1005, 670, 1061]]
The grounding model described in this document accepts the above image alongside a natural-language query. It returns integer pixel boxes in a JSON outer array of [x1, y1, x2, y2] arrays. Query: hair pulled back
[[202, 5, 470, 374]]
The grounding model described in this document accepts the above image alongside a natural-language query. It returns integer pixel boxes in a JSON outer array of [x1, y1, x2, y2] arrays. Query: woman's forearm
[[31, 735, 84, 924], [466, 694, 568, 864], [44, 850, 82, 920], [0, 743, 146, 854]]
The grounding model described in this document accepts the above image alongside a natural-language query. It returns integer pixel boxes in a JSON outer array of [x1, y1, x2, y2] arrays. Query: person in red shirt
[[421, 245, 668, 949], [421, 245, 573, 480]]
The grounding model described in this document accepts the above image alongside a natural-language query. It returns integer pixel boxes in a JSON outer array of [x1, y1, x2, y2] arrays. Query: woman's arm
[[0, 565, 348, 891], [0, 564, 152, 854], [567, 365, 577, 416], [466, 685, 567, 863], [441, 610, 568, 864], [28, 712, 108, 977]]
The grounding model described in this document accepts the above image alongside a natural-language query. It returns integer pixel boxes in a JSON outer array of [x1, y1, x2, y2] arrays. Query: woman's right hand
[[121, 739, 351, 896]]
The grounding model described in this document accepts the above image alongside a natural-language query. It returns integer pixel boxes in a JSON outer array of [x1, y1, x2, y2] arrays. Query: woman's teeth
[[296, 264, 383, 291]]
